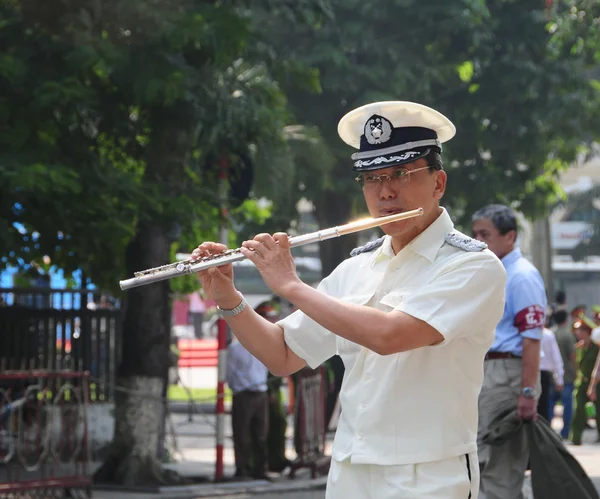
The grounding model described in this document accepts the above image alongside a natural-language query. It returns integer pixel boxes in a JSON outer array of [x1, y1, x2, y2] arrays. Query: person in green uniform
[[570, 314, 600, 445], [266, 370, 291, 472], [591, 305, 600, 325], [570, 305, 587, 336], [255, 302, 291, 473]]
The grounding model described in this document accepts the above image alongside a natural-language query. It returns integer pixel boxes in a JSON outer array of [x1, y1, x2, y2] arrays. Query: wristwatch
[[521, 387, 536, 399], [217, 296, 248, 317]]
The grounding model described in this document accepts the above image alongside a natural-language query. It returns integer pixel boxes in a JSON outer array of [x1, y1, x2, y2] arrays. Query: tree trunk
[[531, 216, 554, 304], [94, 223, 184, 486], [314, 189, 359, 277]]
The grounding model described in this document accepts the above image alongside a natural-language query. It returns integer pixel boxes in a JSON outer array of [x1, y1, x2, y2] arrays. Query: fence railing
[[0, 287, 115, 311], [0, 288, 120, 403], [0, 371, 92, 498], [289, 366, 331, 479]]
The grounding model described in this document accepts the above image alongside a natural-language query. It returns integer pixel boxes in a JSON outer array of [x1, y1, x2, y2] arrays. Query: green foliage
[[3, 0, 600, 289], [554, 183, 600, 261], [440, 0, 599, 225], [548, 0, 600, 63], [254, 0, 600, 241], [0, 0, 322, 293]]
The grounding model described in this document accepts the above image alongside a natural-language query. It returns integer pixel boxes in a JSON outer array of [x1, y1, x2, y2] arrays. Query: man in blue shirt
[[226, 303, 271, 480], [472, 204, 546, 499]]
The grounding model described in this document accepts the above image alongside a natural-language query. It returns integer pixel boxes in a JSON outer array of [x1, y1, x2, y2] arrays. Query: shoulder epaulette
[[350, 237, 385, 257], [445, 232, 487, 252]]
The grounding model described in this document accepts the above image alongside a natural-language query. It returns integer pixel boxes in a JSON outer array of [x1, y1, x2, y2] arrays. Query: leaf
[[457, 60, 475, 83]]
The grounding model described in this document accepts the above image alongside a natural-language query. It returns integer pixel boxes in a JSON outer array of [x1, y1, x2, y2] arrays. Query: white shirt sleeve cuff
[[521, 327, 543, 341], [399, 305, 452, 348], [283, 328, 325, 370]]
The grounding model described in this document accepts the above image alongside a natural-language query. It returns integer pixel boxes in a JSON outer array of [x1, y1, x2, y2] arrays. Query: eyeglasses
[[355, 166, 431, 189]]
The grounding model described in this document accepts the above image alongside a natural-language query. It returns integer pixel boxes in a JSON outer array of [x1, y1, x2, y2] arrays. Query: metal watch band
[[522, 387, 536, 399], [217, 296, 247, 317]]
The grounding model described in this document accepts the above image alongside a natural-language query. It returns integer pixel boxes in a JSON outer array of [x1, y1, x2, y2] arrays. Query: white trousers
[[326, 452, 479, 499]]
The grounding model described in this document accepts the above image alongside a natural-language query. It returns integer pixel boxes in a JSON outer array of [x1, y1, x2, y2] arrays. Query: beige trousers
[[325, 453, 479, 499], [477, 358, 541, 499]]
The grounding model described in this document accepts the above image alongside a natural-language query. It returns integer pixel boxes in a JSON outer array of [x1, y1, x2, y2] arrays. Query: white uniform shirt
[[279, 208, 506, 465]]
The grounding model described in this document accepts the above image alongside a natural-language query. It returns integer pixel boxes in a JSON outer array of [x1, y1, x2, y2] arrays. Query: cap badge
[[365, 116, 392, 145]]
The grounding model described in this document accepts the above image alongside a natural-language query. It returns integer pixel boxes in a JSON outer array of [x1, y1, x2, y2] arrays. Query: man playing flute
[[192, 101, 506, 499]]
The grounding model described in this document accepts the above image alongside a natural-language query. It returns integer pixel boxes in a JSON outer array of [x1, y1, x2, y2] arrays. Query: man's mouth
[[380, 208, 403, 216]]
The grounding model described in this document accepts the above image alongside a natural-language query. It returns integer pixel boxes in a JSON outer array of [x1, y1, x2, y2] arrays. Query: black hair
[[426, 150, 443, 172], [553, 310, 568, 325], [471, 204, 518, 235]]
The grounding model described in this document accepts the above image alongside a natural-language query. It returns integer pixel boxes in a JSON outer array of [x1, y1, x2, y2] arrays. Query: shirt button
[[366, 374, 372, 381], [360, 403, 366, 410], [358, 433, 363, 440]]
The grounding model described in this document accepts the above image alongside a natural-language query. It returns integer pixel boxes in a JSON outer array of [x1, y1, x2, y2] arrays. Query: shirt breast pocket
[[337, 294, 373, 355], [379, 290, 407, 312]]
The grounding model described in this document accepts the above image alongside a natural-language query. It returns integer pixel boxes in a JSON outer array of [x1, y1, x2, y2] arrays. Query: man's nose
[[378, 181, 397, 199]]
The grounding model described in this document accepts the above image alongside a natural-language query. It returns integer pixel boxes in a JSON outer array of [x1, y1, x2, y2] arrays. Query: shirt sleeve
[[385, 252, 507, 347], [510, 273, 547, 341], [225, 344, 239, 390], [551, 334, 564, 386], [278, 275, 338, 369]]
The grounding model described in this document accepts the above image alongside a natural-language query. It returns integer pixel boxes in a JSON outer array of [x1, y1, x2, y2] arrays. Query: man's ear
[[434, 170, 447, 200]]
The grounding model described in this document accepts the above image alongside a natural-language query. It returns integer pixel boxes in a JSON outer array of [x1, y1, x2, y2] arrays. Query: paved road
[[215, 492, 324, 499], [90, 408, 600, 499]]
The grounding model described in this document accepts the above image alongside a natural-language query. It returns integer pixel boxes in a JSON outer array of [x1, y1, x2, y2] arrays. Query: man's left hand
[[517, 394, 538, 421], [240, 232, 302, 298]]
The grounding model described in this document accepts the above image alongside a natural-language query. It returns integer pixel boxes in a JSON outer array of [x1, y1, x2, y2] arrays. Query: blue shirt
[[490, 248, 546, 356], [226, 340, 268, 393]]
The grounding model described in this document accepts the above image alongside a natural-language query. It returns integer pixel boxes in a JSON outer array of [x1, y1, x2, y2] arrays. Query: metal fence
[[289, 366, 330, 479], [0, 371, 91, 498], [0, 288, 121, 403]]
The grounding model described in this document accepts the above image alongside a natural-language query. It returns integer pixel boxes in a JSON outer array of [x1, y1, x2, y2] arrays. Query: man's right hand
[[517, 394, 538, 421], [192, 242, 238, 305]]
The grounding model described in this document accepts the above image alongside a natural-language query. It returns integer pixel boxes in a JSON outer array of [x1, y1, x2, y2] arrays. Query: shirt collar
[[372, 208, 454, 264], [501, 248, 522, 268]]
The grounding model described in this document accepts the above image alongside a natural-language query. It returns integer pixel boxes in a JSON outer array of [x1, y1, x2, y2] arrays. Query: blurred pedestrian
[[591, 305, 600, 324], [255, 301, 292, 474], [189, 291, 206, 339], [472, 204, 546, 499], [538, 326, 564, 421], [226, 309, 269, 480], [555, 290, 567, 311], [571, 315, 600, 445], [571, 305, 587, 336], [551, 310, 577, 438]]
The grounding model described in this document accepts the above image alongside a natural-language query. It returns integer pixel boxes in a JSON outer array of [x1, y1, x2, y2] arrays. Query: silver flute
[[119, 207, 423, 290]]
